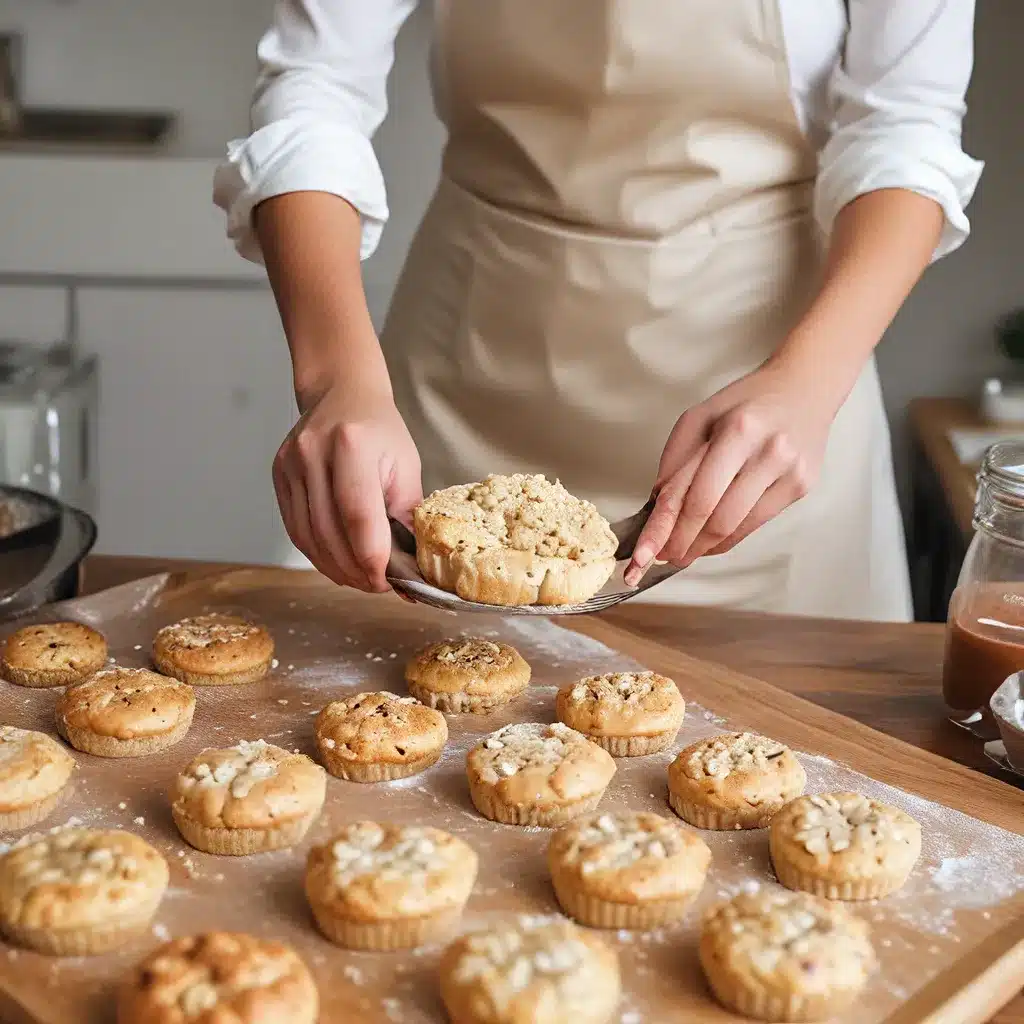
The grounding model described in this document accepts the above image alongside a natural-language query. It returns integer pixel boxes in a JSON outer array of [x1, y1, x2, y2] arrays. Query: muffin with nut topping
[[668, 732, 805, 830], [413, 474, 617, 607], [304, 822, 478, 950]]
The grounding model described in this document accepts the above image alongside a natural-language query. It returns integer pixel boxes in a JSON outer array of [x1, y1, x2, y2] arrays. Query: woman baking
[[215, 0, 981, 622]]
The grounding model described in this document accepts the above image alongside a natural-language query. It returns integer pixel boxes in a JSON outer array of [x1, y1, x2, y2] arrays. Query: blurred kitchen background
[[0, 1, 1021, 621]]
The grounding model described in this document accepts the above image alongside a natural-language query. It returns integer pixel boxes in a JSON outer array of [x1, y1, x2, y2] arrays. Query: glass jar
[[0, 340, 97, 514], [942, 441, 1024, 737]]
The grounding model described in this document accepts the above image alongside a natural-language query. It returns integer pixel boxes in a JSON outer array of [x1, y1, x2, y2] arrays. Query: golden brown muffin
[[700, 890, 876, 1022], [171, 740, 326, 856], [305, 821, 478, 951], [547, 811, 710, 929], [466, 722, 616, 827], [152, 614, 274, 686], [314, 691, 448, 782], [405, 637, 531, 713], [0, 621, 107, 689], [0, 725, 75, 830], [0, 827, 168, 955], [440, 914, 621, 1024], [556, 671, 685, 756], [769, 792, 922, 900], [55, 666, 195, 758], [118, 932, 319, 1024], [668, 732, 806, 830], [414, 474, 617, 607]]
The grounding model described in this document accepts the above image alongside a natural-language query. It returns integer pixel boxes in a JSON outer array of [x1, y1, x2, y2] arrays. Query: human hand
[[273, 382, 422, 593], [625, 360, 838, 585]]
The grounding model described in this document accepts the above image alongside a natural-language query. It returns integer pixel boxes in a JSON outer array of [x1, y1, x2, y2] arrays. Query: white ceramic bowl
[[990, 672, 1024, 772]]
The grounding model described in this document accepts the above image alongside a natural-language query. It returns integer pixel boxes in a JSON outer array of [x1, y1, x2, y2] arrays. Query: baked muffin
[[414, 474, 617, 607], [700, 890, 876, 1022], [556, 671, 685, 756], [466, 722, 616, 827], [405, 637, 531, 713], [0, 828, 168, 955], [152, 614, 274, 686], [0, 621, 107, 688], [547, 811, 710, 929], [305, 822, 478, 951], [0, 725, 75, 830], [55, 667, 195, 757], [314, 691, 448, 782], [440, 915, 621, 1024], [118, 932, 319, 1024], [172, 740, 326, 855], [769, 792, 922, 900], [668, 732, 805, 830]]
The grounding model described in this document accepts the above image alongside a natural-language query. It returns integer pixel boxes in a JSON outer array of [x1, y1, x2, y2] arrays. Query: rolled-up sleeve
[[815, 0, 984, 261], [213, 0, 419, 264]]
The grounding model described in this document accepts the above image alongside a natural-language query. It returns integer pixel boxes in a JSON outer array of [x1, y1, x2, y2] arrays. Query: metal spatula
[[385, 497, 680, 615]]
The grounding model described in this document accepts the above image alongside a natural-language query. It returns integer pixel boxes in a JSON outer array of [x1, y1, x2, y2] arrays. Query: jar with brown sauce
[[942, 441, 1024, 735]]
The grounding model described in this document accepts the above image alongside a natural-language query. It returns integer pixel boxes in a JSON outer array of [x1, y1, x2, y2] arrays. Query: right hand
[[273, 383, 422, 593]]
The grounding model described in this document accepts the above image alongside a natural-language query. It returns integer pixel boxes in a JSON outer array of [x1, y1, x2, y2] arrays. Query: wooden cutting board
[[0, 568, 1021, 1024]]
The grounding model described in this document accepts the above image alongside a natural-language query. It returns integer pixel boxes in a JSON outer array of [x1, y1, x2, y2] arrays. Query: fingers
[[330, 426, 394, 593], [652, 412, 765, 567], [383, 448, 424, 529], [677, 433, 802, 567], [704, 476, 800, 556], [624, 443, 707, 586], [274, 427, 388, 592], [655, 408, 711, 487], [273, 447, 344, 584]]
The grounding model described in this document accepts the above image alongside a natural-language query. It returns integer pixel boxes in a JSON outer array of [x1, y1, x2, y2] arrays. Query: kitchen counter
[[80, 555, 1024, 1024]]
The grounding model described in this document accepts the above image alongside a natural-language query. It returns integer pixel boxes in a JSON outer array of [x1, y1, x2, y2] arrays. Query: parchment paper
[[0, 569, 1021, 1024]]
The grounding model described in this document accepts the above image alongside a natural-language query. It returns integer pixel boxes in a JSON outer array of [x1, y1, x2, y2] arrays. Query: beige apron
[[380, 0, 912, 622]]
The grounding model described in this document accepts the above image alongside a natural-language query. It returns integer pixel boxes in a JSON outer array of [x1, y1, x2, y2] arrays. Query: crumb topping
[[683, 732, 787, 780], [703, 890, 875, 980], [1, 828, 159, 889], [417, 474, 616, 561], [473, 722, 583, 780], [66, 667, 186, 709], [135, 934, 302, 1019], [791, 794, 918, 858], [180, 740, 281, 800], [568, 672, 663, 704], [558, 812, 690, 874], [451, 916, 596, 1007], [326, 822, 466, 887], [429, 638, 513, 668], [156, 615, 260, 649]]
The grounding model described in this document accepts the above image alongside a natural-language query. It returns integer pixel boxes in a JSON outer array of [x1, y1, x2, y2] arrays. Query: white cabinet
[[0, 286, 66, 345], [77, 287, 298, 563]]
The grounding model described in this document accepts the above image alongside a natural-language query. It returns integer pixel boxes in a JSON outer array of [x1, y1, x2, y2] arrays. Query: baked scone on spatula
[[413, 474, 617, 606]]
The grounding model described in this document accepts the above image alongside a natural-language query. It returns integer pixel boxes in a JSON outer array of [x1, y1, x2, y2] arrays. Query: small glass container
[[0, 340, 97, 515], [942, 441, 1024, 737]]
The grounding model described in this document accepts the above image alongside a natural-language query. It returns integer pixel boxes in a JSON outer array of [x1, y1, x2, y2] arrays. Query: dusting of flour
[[12, 580, 1022, 1024]]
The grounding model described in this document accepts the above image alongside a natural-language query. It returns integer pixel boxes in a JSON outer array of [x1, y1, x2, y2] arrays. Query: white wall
[[0, 0, 274, 156]]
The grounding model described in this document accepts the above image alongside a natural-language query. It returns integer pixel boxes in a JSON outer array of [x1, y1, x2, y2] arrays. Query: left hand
[[625, 360, 839, 585]]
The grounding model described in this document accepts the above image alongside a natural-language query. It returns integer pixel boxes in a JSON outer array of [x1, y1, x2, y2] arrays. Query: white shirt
[[215, 0, 982, 264]]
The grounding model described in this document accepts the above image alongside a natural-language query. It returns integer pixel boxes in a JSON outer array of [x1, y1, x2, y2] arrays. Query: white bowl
[[990, 672, 1024, 772]]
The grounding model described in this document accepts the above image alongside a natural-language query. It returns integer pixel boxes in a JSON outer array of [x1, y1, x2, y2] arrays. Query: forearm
[[772, 188, 944, 412], [255, 192, 392, 410]]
